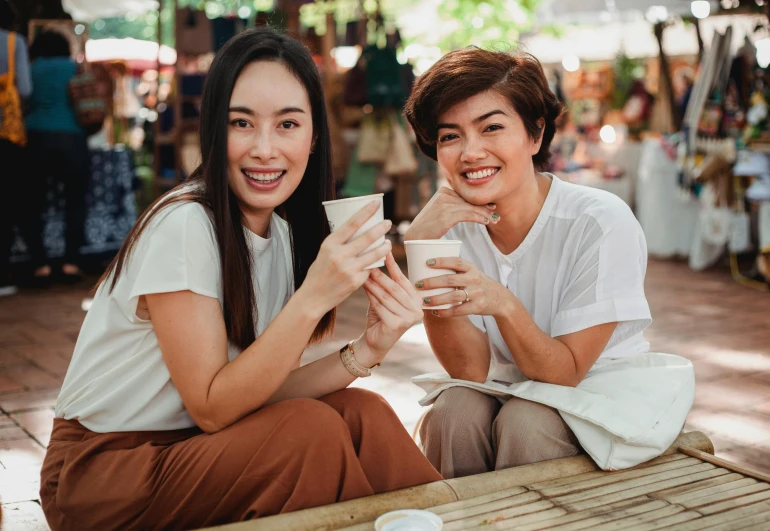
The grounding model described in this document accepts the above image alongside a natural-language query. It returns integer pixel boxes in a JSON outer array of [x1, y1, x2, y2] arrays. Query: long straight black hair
[[99, 27, 336, 349]]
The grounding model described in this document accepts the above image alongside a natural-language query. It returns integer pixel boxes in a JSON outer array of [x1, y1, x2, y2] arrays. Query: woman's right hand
[[299, 200, 392, 317], [404, 187, 498, 241]]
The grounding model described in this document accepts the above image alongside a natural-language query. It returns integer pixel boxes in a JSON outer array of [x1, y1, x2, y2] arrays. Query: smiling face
[[226, 60, 314, 227], [435, 89, 543, 206]]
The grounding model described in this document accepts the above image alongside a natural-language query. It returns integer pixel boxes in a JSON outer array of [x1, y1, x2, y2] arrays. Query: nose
[[248, 126, 277, 161], [460, 134, 487, 164]]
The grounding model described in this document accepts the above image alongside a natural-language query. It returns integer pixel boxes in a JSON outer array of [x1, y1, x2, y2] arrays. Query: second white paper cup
[[322, 193, 385, 269], [405, 240, 462, 310]]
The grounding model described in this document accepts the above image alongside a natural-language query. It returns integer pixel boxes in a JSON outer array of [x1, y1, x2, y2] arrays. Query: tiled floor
[[0, 258, 769, 529]]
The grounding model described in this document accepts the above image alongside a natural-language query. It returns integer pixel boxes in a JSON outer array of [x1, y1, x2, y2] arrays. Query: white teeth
[[245, 171, 283, 182], [465, 168, 497, 179]]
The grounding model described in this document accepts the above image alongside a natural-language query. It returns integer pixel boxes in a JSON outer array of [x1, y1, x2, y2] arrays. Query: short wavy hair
[[404, 47, 564, 170]]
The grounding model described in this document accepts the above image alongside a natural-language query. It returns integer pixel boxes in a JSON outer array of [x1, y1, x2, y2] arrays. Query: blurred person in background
[[26, 29, 89, 284], [0, 0, 32, 296]]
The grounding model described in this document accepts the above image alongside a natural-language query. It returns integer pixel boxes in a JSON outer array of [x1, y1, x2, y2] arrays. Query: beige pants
[[419, 387, 581, 479]]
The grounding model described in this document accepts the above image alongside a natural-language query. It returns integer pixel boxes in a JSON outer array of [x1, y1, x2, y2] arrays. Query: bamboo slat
[[560, 468, 731, 512], [441, 499, 555, 530], [536, 457, 702, 497], [546, 500, 671, 530], [508, 497, 651, 531], [551, 463, 715, 504], [438, 491, 542, 522], [663, 501, 770, 530], [427, 486, 527, 515], [697, 490, 770, 515], [583, 504, 687, 531], [650, 472, 746, 499]]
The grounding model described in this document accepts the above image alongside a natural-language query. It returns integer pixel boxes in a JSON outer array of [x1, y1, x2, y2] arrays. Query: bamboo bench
[[209, 431, 770, 530]]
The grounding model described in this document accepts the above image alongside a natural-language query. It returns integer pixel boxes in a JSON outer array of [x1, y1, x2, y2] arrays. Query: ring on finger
[[461, 288, 470, 303]]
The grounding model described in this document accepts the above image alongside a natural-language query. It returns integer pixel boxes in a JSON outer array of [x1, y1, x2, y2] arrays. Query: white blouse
[[444, 174, 651, 382], [56, 199, 294, 432]]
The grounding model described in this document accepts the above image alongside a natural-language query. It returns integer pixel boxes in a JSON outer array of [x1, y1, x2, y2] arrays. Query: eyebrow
[[437, 109, 508, 130], [228, 106, 307, 116]]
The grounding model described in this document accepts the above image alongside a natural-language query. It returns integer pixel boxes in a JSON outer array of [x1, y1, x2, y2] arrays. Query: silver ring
[[461, 289, 470, 303]]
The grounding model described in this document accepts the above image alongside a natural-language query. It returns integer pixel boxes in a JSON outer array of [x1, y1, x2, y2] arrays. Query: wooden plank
[[680, 482, 769, 509], [439, 491, 542, 522], [442, 500, 554, 531], [587, 504, 687, 531], [562, 469, 731, 512], [627, 511, 703, 531], [486, 507, 568, 530], [663, 501, 770, 530], [526, 454, 689, 491], [679, 447, 770, 483], [699, 509, 770, 531], [427, 486, 527, 515], [508, 497, 650, 531], [537, 458, 703, 497], [697, 490, 770, 515], [662, 478, 758, 504], [651, 472, 746, 499], [545, 500, 671, 531], [552, 463, 715, 504]]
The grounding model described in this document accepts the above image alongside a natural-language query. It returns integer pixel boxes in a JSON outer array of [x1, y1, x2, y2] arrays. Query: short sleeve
[[551, 202, 651, 347], [444, 224, 486, 333], [127, 203, 220, 310], [14, 35, 32, 98]]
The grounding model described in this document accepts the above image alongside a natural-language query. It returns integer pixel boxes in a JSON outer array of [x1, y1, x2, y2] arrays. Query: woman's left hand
[[360, 252, 424, 363], [418, 258, 517, 318]]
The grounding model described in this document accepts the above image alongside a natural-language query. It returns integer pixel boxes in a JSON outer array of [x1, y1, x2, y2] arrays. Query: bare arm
[[148, 287, 332, 433], [422, 314, 491, 382], [420, 257, 617, 387], [148, 201, 392, 433], [494, 297, 617, 386]]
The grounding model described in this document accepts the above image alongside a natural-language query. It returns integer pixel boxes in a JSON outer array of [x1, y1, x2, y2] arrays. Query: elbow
[[527, 370, 581, 387], [189, 408, 226, 434]]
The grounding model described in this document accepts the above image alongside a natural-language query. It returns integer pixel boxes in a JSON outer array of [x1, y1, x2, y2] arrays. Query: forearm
[[495, 301, 580, 386], [265, 338, 379, 405], [424, 314, 490, 382], [204, 287, 326, 429]]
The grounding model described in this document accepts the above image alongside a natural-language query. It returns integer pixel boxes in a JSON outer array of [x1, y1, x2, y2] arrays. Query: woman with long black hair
[[40, 27, 440, 530]]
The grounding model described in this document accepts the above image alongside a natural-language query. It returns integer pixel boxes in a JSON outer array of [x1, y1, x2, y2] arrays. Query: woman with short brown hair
[[403, 47, 657, 478]]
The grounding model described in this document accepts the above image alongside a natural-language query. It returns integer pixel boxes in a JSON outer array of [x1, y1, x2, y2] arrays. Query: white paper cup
[[322, 193, 385, 269], [405, 240, 462, 310], [375, 509, 443, 531]]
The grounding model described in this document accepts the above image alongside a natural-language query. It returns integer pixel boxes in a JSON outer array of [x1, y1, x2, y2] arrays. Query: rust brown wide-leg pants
[[40, 388, 441, 531]]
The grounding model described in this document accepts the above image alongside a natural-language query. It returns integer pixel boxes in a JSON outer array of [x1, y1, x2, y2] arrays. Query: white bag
[[729, 210, 752, 253], [413, 352, 695, 471]]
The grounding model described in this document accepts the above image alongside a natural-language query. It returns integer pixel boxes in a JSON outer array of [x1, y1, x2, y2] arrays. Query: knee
[[494, 398, 578, 465], [326, 388, 392, 415], [263, 398, 350, 450], [422, 388, 498, 441]]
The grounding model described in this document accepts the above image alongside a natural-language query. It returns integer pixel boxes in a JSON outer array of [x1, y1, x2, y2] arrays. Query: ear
[[311, 135, 317, 153], [531, 118, 545, 155]]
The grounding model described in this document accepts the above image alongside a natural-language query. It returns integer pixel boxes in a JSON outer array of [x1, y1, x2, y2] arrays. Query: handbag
[[383, 113, 418, 175], [68, 63, 108, 135], [0, 33, 26, 146], [357, 115, 390, 163]]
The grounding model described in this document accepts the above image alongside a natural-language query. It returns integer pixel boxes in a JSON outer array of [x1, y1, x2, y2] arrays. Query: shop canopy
[[535, 0, 705, 25], [62, 0, 159, 21]]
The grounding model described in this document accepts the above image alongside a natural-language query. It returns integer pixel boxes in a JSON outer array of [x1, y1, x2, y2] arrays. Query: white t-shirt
[[55, 199, 294, 432], [444, 174, 651, 382]]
